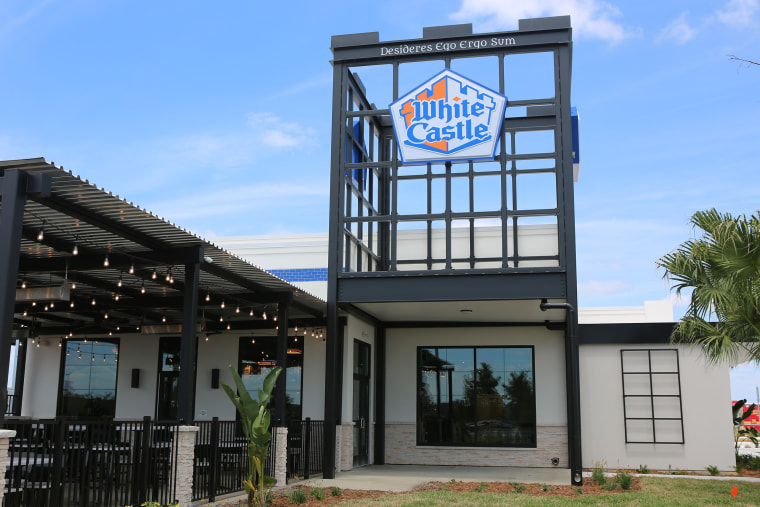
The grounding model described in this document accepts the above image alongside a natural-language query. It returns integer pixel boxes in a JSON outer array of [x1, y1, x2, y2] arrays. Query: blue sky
[[1, 0, 759, 401]]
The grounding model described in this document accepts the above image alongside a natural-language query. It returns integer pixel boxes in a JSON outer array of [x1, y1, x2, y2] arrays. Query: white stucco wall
[[20, 338, 60, 418], [385, 326, 567, 425], [579, 343, 735, 471], [194, 333, 238, 421], [114, 334, 158, 419], [302, 332, 326, 420], [342, 316, 376, 425]]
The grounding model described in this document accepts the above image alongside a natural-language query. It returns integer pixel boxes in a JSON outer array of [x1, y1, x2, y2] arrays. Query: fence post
[[274, 426, 288, 487], [134, 416, 152, 505], [208, 417, 219, 502], [0, 429, 16, 506], [171, 425, 200, 507], [49, 417, 66, 507], [303, 418, 311, 480]]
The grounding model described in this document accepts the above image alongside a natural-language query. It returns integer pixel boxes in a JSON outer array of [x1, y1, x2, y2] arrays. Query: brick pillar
[[0, 429, 16, 505], [172, 425, 199, 507], [334, 424, 342, 473], [340, 423, 353, 471], [274, 426, 288, 487]]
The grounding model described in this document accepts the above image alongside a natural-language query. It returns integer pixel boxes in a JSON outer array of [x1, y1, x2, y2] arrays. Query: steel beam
[[177, 260, 200, 423]]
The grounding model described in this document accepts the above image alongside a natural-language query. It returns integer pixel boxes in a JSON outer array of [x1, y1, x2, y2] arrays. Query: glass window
[[60, 340, 119, 418], [238, 336, 303, 422], [417, 346, 535, 447]]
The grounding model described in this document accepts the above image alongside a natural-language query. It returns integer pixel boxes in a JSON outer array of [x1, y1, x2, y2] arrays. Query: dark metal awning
[[2, 158, 326, 340]]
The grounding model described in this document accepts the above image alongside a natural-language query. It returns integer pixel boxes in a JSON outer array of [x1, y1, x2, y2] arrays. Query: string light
[[129, 260, 135, 275], [165, 269, 171, 282], [249, 308, 254, 317], [72, 237, 79, 256], [103, 254, 110, 267], [71, 282, 77, 290], [59, 338, 63, 347], [262, 311, 267, 320], [117, 272, 123, 287], [140, 282, 146, 294], [37, 221, 45, 241], [91, 298, 96, 306], [235, 306, 240, 314], [219, 316, 224, 322], [205, 293, 211, 302], [220, 300, 225, 309], [21, 280, 26, 289], [50, 302, 54, 309], [104, 312, 109, 319], [23, 310, 28, 316], [114, 293, 120, 301], [152, 269, 157, 280], [162, 315, 167, 323], [226, 323, 231, 330]]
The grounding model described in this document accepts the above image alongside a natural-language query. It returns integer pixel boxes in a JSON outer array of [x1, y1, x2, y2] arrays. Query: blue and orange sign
[[389, 69, 507, 164]]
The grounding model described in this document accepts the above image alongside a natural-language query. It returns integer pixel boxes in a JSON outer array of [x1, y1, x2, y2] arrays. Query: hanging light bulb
[[78, 353, 82, 360], [72, 237, 79, 256], [273, 314, 278, 322], [37, 221, 45, 241], [262, 311, 267, 320], [129, 261, 135, 275], [220, 300, 225, 309], [50, 301, 55, 309], [59, 338, 63, 347], [162, 315, 166, 323], [83, 337, 87, 343], [251, 338, 255, 344], [205, 293, 211, 302], [104, 312, 109, 319], [205, 335, 209, 342], [31, 301, 36, 307], [249, 308, 254, 317], [71, 281, 77, 290], [44, 305, 49, 311], [295, 325, 298, 332], [69, 331, 74, 338], [36, 338, 40, 348], [108, 330, 113, 336], [295, 336, 298, 342], [70, 301, 75, 308], [140, 282, 146, 294], [103, 355, 107, 362], [117, 272, 123, 287], [235, 306, 240, 314], [226, 323, 231, 330], [91, 298, 96, 306], [114, 293, 120, 301], [219, 316, 224, 322], [152, 269, 157, 280], [103, 254, 110, 267], [23, 309, 28, 317], [21, 279, 26, 289], [91, 355, 95, 362], [165, 269, 171, 282]]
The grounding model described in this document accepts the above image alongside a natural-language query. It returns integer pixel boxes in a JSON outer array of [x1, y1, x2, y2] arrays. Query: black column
[[0, 170, 49, 424], [373, 325, 386, 465], [275, 297, 290, 426], [177, 254, 201, 423]]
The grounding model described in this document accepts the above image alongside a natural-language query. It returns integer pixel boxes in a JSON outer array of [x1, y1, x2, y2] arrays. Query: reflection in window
[[238, 336, 303, 422], [418, 346, 535, 447], [60, 340, 119, 418]]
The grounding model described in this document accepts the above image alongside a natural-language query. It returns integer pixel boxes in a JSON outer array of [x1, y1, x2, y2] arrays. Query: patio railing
[[3, 417, 178, 507]]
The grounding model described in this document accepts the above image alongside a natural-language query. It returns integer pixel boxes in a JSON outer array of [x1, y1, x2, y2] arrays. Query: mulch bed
[[266, 478, 642, 506]]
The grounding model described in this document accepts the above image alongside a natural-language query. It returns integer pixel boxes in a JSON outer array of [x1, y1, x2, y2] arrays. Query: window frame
[[416, 345, 537, 448]]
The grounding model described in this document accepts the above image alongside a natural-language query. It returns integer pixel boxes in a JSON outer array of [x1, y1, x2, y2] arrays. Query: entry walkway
[[298, 465, 571, 492]]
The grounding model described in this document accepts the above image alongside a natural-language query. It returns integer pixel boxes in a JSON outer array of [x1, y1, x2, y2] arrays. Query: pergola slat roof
[[2, 158, 326, 339]]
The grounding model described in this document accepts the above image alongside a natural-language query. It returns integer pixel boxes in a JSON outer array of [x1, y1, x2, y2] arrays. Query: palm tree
[[657, 209, 760, 364]]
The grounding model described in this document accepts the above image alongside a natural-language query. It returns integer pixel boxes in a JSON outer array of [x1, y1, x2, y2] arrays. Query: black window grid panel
[[620, 349, 685, 444], [337, 52, 565, 275]]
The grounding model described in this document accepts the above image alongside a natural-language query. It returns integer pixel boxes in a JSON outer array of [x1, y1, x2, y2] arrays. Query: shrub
[[541, 483, 552, 492], [705, 465, 719, 476], [591, 464, 607, 486], [615, 472, 633, 490], [511, 483, 526, 493], [330, 487, 342, 497], [311, 488, 325, 501], [637, 464, 649, 474], [573, 487, 583, 495], [287, 488, 308, 504], [474, 482, 488, 493]]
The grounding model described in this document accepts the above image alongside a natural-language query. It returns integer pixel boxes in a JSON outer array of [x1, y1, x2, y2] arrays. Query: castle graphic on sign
[[389, 69, 507, 164]]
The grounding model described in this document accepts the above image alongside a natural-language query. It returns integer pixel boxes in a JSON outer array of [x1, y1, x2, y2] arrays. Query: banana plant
[[221, 365, 282, 506]]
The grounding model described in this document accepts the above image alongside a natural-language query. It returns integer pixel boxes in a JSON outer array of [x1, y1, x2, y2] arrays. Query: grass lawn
[[336, 478, 760, 506]]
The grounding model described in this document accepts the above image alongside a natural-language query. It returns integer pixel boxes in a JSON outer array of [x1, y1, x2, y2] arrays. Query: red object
[[733, 401, 759, 431], [731, 486, 738, 497]]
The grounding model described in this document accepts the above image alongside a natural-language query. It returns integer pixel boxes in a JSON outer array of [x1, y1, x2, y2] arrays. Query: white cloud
[[451, 0, 630, 44], [657, 12, 697, 44], [715, 0, 759, 27], [578, 279, 633, 296], [247, 113, 316, 149]]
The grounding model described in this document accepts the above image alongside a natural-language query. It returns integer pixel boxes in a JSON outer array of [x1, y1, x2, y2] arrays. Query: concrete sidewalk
[[295, 465, 571, 492]]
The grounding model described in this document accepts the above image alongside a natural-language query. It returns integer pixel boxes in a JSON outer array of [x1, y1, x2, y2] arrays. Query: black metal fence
[[3, 417, 178, 507], [287, 418, 324, 480], [191, 418, 325, 502], [191, 418, 279, 502]]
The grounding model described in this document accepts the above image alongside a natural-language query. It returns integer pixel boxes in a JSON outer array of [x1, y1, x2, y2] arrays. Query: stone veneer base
[[384, 424, 568, 467]]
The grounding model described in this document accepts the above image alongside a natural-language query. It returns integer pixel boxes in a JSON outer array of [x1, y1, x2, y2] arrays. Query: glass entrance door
[[353, 340, 371, 467]]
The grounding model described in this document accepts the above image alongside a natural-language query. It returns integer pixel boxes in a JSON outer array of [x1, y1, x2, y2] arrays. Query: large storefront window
[[60, 339, 119, 418], [238, 336, 303, 422], [417, 346, 536, 447]]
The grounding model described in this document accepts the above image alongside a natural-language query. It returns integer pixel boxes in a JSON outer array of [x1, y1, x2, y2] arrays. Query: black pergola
[[0, 158, 326, 423]]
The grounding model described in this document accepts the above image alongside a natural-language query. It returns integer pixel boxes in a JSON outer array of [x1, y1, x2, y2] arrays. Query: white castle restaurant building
[[3, 16, 738, 488]]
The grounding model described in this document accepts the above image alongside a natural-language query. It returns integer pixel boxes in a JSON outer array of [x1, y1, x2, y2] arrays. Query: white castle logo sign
[[389, 69, 507, 164]]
